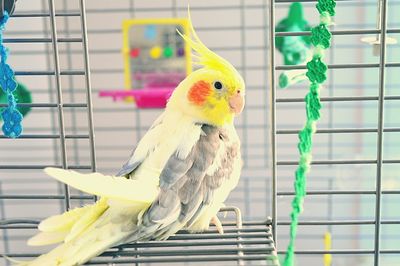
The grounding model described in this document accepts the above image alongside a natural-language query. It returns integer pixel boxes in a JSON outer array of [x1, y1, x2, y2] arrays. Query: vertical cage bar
[[374, 0, 388, 265], [79, 0, 97, 175], [267, 0, 277, 245], [62, 0, 85, 207], [62, 0, 80, 168], [48, 0, 70, 210], [42, 0, 64, 213]]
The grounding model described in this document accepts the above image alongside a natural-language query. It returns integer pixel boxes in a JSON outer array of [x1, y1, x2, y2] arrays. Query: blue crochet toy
[[0, 11, 23, 138]]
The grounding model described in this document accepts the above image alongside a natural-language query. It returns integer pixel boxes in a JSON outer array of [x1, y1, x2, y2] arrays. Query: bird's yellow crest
[[168, 9, 245, 126], [177, 11, 244, 93]]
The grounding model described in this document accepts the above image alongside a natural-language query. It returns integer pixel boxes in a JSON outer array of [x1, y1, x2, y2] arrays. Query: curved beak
[[229, 91, 245, 115]]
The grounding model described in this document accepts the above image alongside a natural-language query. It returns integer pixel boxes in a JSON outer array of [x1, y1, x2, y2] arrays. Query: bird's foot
[[211, 215, 224, 234]]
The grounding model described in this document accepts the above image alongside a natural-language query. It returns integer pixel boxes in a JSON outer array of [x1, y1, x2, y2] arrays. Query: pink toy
[[99, 87, 174, 108], [115, 20, 190, 109], [99, 72, 184, 108]]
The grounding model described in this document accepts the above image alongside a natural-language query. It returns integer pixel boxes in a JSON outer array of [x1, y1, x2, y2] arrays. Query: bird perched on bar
[[13, 12, 245, 266]]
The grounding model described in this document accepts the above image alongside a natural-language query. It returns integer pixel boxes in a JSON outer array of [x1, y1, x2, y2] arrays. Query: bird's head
[[167, 16, 245, 126]]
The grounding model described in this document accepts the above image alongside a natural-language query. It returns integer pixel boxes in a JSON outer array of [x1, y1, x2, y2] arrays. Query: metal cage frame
[[270, 1, 400, 266], [0, 0, 399, 265]]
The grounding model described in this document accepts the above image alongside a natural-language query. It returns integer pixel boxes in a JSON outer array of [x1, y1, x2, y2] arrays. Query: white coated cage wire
[[0, 0, 399, 265]]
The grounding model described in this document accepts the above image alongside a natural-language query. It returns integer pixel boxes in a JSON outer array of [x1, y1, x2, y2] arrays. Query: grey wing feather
[[125, 124, 240, 242], [125, 125, 220, 241], [186, 129, 240, 228], [158, 155, 194, 189], [116, 157, 142, 177]]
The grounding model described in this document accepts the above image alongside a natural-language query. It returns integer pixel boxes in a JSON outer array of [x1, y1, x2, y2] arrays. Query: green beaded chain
[[283, 1, 336, 266]]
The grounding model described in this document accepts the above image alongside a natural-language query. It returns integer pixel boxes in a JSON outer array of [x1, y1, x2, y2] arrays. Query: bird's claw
[[211, 215, 224, 234]]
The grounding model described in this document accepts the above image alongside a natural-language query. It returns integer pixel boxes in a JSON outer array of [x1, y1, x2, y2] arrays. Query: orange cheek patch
[[187, 80, 211, 106]]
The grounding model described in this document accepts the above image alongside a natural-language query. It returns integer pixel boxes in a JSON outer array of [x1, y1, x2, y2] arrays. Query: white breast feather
[[175, 124, 203, 160]]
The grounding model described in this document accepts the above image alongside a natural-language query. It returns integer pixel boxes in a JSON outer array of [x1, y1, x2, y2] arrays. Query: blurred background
[[0, 0, 399, 265]]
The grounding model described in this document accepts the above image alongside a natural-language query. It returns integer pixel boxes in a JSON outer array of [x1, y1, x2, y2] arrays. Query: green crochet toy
[[0, 81, 32, 120], [275, 2, 311, 65]]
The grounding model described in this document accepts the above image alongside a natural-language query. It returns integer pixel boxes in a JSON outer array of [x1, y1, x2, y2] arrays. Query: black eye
[[214, 81, 223, 90]]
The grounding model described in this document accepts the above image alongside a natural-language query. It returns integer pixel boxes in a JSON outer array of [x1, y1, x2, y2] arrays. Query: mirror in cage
[[99, 18, 192, 108]]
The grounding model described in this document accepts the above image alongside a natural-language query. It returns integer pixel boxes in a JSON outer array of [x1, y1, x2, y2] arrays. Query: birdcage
[[0, 0, 399, 265]]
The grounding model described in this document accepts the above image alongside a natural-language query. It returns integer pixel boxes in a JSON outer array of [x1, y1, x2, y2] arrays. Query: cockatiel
[[14, 15, 245, 266]]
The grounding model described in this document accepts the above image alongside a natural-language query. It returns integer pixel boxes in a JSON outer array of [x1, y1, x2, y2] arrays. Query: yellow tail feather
[[64, 198, 108, 243], [28, 199, 109, 247], [38, 205, 90, 233], [44, 167, 158, 203], [27, 230, 69, 246], [16, 152, 161, 264]]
